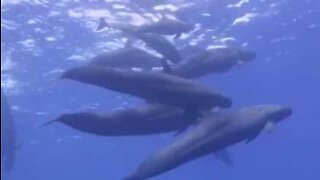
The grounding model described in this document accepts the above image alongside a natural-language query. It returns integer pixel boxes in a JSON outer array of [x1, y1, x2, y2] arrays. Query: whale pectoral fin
[[263, 121, 277, 133], [97, 17, 108, 31], [174, 33, 182, 40], [215, 149, 233, 167], [38, 119, 57, 128]]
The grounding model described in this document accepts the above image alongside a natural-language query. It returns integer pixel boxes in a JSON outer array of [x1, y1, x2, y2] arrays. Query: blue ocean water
[[1, 0, 319, 180]]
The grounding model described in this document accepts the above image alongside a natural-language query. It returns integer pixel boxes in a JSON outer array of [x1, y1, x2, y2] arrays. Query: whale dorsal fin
[[97, 17, 108, 31], [174, 33, 182, 40], [161, 58, 174, 74]]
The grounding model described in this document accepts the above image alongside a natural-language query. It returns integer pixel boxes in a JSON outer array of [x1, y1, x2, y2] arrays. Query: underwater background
[[1, 0, 320, 179]]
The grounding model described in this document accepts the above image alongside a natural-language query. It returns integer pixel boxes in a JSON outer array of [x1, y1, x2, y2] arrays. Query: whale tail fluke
[[97, 17, 109, 31]]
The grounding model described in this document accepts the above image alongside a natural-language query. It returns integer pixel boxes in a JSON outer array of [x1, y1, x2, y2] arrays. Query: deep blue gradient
[[1, 0, 319, 180]]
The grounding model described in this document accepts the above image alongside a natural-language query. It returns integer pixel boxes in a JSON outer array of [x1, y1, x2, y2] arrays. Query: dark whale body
[[173, 47, 256, 78], [97, 19, 182, 63], [43, 104, 192, 136], [125, 105, 292, 180], [62, 65, 232, 112], [136, 18, 194, 38]]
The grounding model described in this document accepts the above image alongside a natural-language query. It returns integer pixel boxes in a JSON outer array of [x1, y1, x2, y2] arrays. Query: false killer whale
[[125, 105, 292, 180]]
